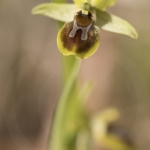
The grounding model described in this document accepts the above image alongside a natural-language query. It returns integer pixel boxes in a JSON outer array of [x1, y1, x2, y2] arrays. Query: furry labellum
[[57, 10, 100, 59]]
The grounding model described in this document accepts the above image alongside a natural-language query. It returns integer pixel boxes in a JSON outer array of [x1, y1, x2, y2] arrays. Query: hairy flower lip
[[56, 9, 100, 59], [57, 21, 100, 59]]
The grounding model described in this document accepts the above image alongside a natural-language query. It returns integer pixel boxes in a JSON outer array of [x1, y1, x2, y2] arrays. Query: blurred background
[[0, 0, 150, 150]]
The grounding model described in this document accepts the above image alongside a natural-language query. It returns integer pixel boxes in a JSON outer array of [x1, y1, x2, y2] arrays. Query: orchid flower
[[32, 0, 138, 59]]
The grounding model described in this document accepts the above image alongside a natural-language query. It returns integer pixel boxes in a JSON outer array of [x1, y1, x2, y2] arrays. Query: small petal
[[57, 10, 100, 59]]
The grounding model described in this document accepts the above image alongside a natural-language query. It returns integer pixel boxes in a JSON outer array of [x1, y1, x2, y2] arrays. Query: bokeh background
[[0, 0, 150, 150]]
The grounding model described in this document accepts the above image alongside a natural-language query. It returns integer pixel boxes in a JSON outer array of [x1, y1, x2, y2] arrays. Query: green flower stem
[[49, 2, 81, 150], [62, 56, 77, 84], [49, 59, 81, 150]]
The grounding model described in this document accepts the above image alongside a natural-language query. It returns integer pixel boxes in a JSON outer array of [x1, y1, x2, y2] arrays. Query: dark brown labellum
[[57, 10, 100, 59]]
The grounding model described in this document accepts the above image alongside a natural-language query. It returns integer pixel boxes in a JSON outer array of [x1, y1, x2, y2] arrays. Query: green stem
[[49, 2, 81, 150], [49, 59, 81, 150], [62, 56, 77, 84]]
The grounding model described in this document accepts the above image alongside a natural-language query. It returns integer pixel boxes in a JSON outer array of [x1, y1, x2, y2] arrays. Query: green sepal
[[32, 3, 78, 22], [91, 0, 117, 11], [96, 10, 138, 39]]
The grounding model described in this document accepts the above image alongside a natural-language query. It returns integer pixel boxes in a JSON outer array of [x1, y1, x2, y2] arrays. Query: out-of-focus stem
[[49, 59, 80, 150]]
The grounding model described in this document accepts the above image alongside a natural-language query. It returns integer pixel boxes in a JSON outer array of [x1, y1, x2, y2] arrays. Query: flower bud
[[57, 10, 100, 59]]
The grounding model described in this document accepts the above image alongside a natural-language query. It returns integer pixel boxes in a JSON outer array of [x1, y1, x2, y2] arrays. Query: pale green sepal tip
[[96, 10, 138, 39], [32, 3, 78, 22]]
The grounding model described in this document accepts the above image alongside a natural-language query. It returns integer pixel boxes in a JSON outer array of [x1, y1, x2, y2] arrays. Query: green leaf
[[96, 10, 138, 39], [91, 0, 117, 11], [32, 3, 78, 22]]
